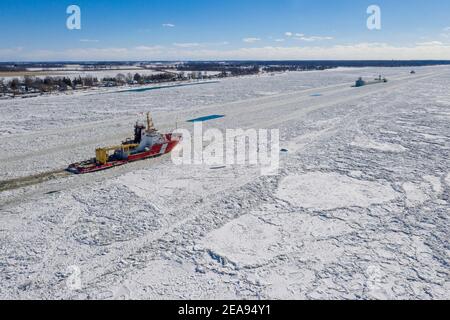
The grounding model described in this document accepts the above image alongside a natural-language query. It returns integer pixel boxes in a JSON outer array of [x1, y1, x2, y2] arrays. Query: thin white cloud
[[416, 41, 444, 46], [80, 39, 100, 43], [162, 23, 175, 28], [208, 41, 230, 46], [284, 32, 332, 42], [275, 39, 285, 42], [286, 32, 305, 37], [243, 37, 261, 43], [188, 42, 450, 60], [295, 35, 333, 41], [173, 42, 201, 48], [172, 42, 229, 48], [3, 42, 450, 61], [135, 45, 165, 51]]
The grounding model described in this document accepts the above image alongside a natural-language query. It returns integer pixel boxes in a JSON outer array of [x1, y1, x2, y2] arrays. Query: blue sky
[[1, 0, 450, 61]]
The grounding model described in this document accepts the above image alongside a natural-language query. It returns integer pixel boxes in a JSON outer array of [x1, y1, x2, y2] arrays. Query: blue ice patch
[[310, 93, 323, 97], [187, 115, 225, 123], [120, 81, 220, 93]]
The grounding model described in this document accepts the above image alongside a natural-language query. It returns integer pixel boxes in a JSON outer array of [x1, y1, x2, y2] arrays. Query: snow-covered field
[[0, 66, 449, 300], [0, 68, 162, 81]]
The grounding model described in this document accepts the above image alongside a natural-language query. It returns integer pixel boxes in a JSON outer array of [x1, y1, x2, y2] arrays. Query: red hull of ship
[[67, 135, 180, 174]]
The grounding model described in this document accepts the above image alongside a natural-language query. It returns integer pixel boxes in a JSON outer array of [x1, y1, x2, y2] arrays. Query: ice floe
[[276, 172, 399, 210]]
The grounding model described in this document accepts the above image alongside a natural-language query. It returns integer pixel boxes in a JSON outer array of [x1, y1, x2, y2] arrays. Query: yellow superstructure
[[94, 113, 155, 165], [95, 144, 139, 165]]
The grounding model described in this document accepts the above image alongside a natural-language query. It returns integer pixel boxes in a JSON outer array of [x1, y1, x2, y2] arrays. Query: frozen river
[[0, 66, 449, 299]]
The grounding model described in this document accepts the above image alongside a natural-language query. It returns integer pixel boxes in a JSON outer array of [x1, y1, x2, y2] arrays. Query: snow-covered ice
[[351, 136, 407, 153], [0, 66, 449, 300], [276, 172, 399, 210]]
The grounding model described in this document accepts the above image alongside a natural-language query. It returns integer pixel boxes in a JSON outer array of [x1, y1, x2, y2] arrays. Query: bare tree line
[[0, 71, 216, 97]]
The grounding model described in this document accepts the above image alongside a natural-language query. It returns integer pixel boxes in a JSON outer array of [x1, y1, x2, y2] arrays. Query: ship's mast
[[146, 112, 156, 132]]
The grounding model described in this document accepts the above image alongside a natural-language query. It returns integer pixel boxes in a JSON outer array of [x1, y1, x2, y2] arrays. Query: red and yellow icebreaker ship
[[67, 113, 181, 174]]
